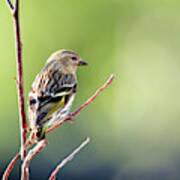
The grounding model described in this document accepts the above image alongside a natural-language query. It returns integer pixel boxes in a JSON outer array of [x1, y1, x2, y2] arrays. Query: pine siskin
[[27, 49, 88, 142]]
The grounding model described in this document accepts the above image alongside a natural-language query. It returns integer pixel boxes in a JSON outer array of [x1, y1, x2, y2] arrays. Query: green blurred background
[[1, 0, 180, 179]]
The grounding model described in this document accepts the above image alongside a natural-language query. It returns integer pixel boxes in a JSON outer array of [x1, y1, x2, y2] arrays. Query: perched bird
[[27, 49, 88, 142]]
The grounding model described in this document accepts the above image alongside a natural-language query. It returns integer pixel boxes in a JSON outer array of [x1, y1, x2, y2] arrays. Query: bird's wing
[[29, 60, 77, 126], [37, 74, 77, 110]]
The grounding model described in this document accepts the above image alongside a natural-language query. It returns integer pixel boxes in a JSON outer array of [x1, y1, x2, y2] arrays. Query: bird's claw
[[67, 113, 74, 123]]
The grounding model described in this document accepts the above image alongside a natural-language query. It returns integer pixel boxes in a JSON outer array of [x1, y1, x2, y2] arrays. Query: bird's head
[[47, 49, 88, 74]]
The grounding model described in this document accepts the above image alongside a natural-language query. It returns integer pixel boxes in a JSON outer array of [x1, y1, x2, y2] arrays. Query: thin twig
[[6, 0, 14, 10], [49, 137, 90, 180], [21, 139, 48, 180], [2, 153, 21, 180], [72, 74, 114, 117], [6, 0, 28, 160], [47, 74, 114, 134]]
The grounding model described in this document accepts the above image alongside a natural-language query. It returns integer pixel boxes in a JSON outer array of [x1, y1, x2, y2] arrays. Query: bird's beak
[[78, 59, 88, 66]]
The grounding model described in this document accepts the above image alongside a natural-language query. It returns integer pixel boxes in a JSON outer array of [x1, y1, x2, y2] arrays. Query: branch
[[49, 137, 90, 180], [2, 153, 21, 180], [21, 139, 48, 180], [47, 74, 115, 134], [6, 0, 28, 160], [6, 0, 14, 10]]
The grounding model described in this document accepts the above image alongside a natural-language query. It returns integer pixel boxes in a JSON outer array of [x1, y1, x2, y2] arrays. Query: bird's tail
[[23, 125, 47, 154], [36, 124, 47, 140]]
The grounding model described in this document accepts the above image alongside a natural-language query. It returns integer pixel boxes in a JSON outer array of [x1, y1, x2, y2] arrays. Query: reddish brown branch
[[2, 153, 21, 180], [14, 0, 28, 160], [47, 74, 114, 134], [6, 0, 28, 160], [49, 137, 90, 180], [72, 74, 114, 117], [21, 139, 48, 180]]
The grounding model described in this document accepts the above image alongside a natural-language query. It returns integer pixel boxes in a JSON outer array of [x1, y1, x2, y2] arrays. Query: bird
[[27, 49, 88, 143]]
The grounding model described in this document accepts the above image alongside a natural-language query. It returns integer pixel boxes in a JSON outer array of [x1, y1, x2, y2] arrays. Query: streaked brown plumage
[[28, 49, 87, 141]]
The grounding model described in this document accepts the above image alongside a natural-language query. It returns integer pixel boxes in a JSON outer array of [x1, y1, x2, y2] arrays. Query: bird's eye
[[71, 57, 77, 61]]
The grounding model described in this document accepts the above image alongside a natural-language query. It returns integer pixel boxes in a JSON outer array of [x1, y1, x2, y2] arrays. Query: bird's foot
[[67, 113, 74, 123]]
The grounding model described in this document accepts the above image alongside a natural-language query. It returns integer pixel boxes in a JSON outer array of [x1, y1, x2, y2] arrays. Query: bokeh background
[[1, 0, 180, 179]]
